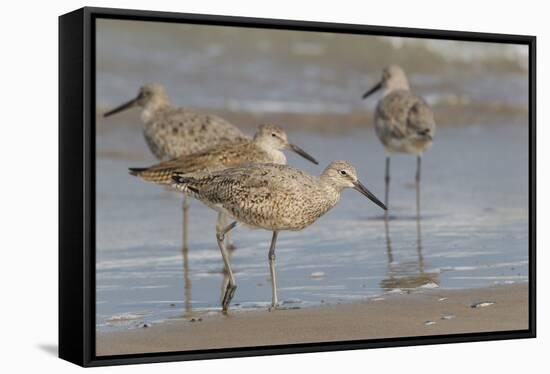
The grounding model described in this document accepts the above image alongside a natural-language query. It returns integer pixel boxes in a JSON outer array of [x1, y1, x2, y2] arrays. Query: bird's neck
[[319, 176, 344, 204], [254, 139, 287, 165], [141, 99, 170, 123], [383, 80, 410, 96]]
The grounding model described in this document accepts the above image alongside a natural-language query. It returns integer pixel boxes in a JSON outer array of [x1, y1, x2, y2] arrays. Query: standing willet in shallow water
[[103, 84, 249, 249], [172, 161, 386, 313], [362, 65, 436, 219], [128, 124, 318, 247]]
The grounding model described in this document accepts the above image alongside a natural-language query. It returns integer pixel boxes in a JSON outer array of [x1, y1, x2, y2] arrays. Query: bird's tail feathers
[[128, 167, 147, 176]]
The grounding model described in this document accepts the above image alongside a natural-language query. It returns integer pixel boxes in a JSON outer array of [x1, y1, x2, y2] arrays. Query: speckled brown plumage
[[375, 90, 436, 155], [130, 124, 318, 185], [364, 65, 436, 155], [172, 161, 384, 231], [141, 105, 249, 160], [104, 84, 249, 160]]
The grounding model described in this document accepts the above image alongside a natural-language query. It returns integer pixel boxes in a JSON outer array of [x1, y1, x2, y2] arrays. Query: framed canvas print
[[59, 6, 536, 367]]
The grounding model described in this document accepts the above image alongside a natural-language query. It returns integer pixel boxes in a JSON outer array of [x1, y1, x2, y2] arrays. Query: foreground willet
[[129, 124, 318, 247], [172, 161, 386, 312], [362, 65, 436, 218], [103, 84, 249, 249]]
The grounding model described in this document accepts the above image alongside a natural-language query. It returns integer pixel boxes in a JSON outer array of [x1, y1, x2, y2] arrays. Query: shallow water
[[96, 123, 529, 331]]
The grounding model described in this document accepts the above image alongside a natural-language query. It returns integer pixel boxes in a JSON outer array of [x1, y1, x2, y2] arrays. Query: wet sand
[[96, 283, 528, 356]]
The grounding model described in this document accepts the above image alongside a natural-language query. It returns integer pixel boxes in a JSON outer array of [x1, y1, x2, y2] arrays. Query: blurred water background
[[95, 19, 529, 331]]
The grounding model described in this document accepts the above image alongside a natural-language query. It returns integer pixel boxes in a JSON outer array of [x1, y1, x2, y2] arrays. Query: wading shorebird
[[103, 84, 249, 249], [171, 161, 386, 313], [362, 65, 436, 218], [128, 124, 318, 247]]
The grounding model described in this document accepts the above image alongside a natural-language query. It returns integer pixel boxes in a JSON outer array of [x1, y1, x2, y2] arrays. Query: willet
[[128, 124, 318, 247], [128, 123, 318, 184], [362, 65, 436, 218], [172, 161, 386, 312], [103, 83, 249, 249]]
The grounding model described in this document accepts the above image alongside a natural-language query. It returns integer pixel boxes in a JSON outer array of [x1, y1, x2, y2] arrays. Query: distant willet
[[103, 84, 249, 249], [172, 161, 386, 312], [129, 123, 318, 247], [362, 65, 436, 218]]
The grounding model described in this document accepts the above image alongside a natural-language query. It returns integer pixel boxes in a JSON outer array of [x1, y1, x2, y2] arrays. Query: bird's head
[[254, 124, 318, 165], [322, 160, 386, 211], [103, 83, 169, 118], [362, 65, 410, 99]]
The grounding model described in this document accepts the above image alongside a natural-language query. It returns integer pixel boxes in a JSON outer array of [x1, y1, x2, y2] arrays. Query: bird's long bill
[[103, 97, 138, 118], [289, 143, 319, 165], [353, 180, 387, 210], [362, 81, 382, 99]]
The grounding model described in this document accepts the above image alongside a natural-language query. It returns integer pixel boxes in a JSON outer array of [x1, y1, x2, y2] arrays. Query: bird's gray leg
[[385, 156, 391, 220], [216, 212, 226, 250], [384, 214, 393, 264], [415, 155, 424, 273], [216, 212, 233, 301], [182, 195, 190, 251], [268, 231, 279, 311], [416, 218, 424, 273], [217, 212, 235, 251], [181, 244, 192, 317], [220, 271, 230, 306], [415, 156, 421, 220], [216, 221, 238, 313]]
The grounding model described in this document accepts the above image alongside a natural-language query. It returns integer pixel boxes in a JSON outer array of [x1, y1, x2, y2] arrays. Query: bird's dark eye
[[339, 170, 347, 175], [272, 133, 277, 137]]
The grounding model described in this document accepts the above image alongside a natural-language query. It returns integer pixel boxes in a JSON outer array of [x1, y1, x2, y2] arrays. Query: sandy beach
[[96, 283, 528, 356]]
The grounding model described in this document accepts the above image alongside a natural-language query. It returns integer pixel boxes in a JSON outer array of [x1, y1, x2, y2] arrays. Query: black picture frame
[[59, 6, 537, 367]]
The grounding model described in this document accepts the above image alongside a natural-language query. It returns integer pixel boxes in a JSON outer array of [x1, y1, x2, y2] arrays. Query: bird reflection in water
[[380, 205, 438, 292], [180, 228, 236, 317]]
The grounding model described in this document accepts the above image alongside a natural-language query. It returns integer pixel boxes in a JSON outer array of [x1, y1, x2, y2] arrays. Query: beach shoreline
[[96, 283, 528, 356], [96, 101, 528, 137]]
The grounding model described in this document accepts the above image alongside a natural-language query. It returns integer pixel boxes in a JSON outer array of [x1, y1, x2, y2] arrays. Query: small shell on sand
[[424, 321, 437, 326], [471, 301, 496, 308], [441, 314, 456, 320], [438, 297, 448, 302]]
